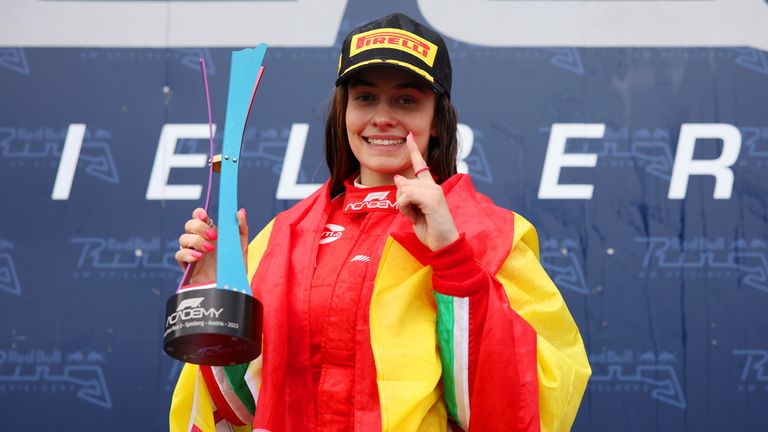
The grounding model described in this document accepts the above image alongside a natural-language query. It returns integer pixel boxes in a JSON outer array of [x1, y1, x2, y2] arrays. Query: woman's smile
[[363, 135, 407, 146], [362, 135, 408, 153]]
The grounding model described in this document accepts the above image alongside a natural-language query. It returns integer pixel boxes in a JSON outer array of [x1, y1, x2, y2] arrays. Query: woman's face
[[345, 67, 436, 186]]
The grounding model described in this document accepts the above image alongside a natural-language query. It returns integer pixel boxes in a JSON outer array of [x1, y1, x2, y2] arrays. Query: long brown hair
[[324, 85, 459, 197]]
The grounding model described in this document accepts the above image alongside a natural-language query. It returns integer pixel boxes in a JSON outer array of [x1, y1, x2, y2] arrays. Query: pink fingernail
[[196, 210, 207, 221], [191, 250, 203, 259], [239, 208, 246, 218], [206, 229, 217, 240], [407, 131, 414, 140], [203, 242, 215, 252]]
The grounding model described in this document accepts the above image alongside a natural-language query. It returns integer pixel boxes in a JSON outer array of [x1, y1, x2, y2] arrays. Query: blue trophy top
[[217, 44, 268, 294]]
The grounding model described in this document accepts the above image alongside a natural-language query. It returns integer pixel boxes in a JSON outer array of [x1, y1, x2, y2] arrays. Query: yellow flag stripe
[[370, 237, 445, 431], [496, 213, 592, 431]]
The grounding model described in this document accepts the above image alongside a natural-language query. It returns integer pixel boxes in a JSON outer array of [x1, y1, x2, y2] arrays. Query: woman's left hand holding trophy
[[175, 207, 249, 285]]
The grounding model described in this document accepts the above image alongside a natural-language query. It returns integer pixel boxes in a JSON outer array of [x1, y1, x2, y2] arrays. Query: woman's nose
[[371, 104, 396, 128]]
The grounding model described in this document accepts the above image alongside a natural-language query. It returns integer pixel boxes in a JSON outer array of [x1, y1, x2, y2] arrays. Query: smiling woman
[[345, 68, 437, 185], [325, 70, 458, 198], [171, 12, 591, 432]]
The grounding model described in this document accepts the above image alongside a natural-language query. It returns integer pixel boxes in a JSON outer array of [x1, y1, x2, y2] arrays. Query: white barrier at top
[[418, 0, 768, 51], [3, 0, 768, 50], [0, 0, 348, 47]]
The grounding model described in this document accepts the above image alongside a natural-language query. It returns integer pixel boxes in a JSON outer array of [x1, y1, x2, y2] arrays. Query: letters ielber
[[51, 122, 744, 202]]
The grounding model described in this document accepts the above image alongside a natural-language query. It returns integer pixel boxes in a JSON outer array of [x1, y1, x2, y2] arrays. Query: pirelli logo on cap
[[349, 28, 437, 67]]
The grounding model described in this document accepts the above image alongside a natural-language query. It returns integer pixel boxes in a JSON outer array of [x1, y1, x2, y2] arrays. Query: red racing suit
[[170, 174, 591, 431]]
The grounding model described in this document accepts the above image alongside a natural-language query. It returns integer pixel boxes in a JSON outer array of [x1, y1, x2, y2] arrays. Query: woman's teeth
[[365, 137, 405, 145]]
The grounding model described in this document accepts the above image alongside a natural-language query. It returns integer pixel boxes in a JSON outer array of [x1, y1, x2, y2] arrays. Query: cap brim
[[335, 59, 446, 94]]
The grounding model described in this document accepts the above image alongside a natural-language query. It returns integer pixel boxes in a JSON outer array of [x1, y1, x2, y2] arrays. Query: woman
[[171, 13, 590, 432]]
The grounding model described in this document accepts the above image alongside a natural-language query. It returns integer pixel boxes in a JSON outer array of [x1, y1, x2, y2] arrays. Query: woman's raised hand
[[394, 132, 459, 251], [174, 207, 249, 285]]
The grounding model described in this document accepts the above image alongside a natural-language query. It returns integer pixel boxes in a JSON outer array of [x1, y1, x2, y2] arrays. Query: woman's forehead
[[348, 67, 430, 90]]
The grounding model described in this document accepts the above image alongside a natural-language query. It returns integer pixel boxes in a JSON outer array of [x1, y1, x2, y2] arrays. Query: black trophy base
[[163, 287, 262, 366]]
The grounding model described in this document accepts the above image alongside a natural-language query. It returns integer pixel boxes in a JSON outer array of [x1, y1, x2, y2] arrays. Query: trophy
[[163, 45, 267, 366]]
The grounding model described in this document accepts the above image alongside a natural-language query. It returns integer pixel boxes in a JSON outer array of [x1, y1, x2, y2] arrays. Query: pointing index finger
[[406, 131, 430, 180]]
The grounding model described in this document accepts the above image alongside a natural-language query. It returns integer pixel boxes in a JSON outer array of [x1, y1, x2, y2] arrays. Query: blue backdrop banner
[[1, 1, 767, 430]]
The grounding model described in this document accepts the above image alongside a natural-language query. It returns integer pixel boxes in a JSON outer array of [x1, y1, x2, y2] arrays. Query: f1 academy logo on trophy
[[163, 46, 267, 366]]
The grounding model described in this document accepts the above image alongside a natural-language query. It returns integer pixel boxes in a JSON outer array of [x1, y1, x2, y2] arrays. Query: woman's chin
[[360, 163, 409, 182]]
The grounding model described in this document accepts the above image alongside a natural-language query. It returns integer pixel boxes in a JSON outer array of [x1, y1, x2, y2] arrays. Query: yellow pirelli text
[[349, 28, 438, 67]]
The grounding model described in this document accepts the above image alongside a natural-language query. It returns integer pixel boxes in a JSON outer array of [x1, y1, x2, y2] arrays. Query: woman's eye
[[354, 93, 375, 102], [396, 96, 417, 105]]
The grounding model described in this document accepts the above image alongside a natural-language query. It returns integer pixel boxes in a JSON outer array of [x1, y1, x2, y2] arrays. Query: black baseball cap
[[336, 13, 452, 96]]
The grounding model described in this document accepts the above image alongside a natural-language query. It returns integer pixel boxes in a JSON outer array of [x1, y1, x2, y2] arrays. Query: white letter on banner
[[457, 123, 474, 174], [668, 124, 741, 200], [146, 124, 215, 200], [52, 123, 87, 200], [276, 123, 322, 200], [538, 123, 604, 200]]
